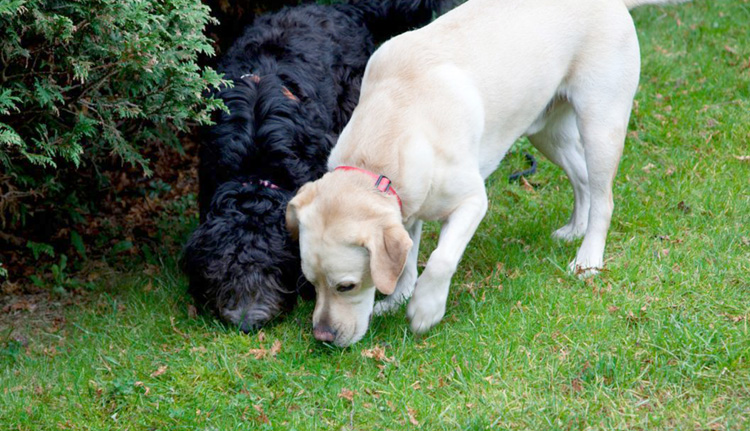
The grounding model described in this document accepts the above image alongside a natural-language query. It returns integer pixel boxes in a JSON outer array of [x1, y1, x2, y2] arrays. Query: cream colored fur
[[287, 0, 683, 346]]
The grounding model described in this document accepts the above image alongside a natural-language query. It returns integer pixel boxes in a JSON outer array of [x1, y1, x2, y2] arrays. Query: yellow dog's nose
[[313, 324, 336, 343]]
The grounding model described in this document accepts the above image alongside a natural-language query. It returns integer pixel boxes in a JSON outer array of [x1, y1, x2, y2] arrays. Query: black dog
[[182, 0, 450, 331]]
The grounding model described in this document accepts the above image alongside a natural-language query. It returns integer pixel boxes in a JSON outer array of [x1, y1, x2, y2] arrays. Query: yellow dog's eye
[[336, 282, 356, 293]]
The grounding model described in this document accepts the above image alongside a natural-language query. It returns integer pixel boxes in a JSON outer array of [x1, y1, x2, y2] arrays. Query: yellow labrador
[[287, 0, 685, 346]]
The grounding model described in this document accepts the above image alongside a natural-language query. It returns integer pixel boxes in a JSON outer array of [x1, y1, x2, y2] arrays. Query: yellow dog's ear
[[286, 182, 317, 239], [367, 224, 412, 295]]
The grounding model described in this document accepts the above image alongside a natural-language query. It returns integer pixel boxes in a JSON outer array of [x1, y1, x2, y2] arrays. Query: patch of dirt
[[0, 288, 75, 345]]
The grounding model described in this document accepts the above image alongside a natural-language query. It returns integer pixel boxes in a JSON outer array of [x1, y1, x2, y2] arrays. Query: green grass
[[2, 1, 749, 429]]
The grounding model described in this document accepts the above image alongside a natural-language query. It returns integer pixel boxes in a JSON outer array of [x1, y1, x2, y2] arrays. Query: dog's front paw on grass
[[407, 296, 446, 334], [569, 259, 603, 278]]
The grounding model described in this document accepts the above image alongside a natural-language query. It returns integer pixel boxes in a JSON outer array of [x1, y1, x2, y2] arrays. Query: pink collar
[[334, 166, 402, 208], [242, 179, 281, 190], [257, 179, 280, 190]]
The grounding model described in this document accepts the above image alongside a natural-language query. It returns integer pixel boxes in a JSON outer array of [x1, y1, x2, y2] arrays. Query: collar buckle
[[334, 166, 402, 208]]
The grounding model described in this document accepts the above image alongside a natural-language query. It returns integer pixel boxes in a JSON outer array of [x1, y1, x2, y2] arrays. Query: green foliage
[[0, 0, 225, 229], [23, 241, 93, 292], [25, 240, 55, 260], [70, 230, 86, 259]]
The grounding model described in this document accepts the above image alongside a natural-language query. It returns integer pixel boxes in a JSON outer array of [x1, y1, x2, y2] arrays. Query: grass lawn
[[2, 1, 749, 429]]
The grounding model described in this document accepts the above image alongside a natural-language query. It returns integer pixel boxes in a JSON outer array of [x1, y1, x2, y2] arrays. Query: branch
[[0, 231, 27, 247]]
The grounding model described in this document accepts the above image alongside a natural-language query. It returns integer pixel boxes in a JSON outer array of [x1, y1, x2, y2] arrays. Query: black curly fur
[[182, 0, 450, 332]]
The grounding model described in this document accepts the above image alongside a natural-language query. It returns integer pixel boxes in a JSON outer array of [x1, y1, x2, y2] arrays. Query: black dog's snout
[[239, 320, 262, 334]]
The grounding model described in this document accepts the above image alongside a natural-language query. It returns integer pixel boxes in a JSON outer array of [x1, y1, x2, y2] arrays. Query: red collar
[[334, 166, 402, 208]]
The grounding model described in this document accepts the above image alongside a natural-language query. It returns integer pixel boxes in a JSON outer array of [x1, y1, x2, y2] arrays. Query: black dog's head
[[182, 180, 312, 331]]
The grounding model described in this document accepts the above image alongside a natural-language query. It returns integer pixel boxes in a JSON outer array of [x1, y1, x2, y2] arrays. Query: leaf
[[676, 201, 691, 214], [338, 388, 355, 402], [571, 378, 583, 392], [70, 230, 87, 259], [111, 240, 134, 255], [361, 345, 394, 362], [3, 299, 37, 313], [253, 405, 269, 424], [247, 348, 268, 360], [0, 123, 24, 148], [407, 407, 419, 426], [71, 59, 93, 83], [32, 78, 64, 114], [134, 381, 150, 396], [246, 339, 282, 360], [26, 241, 55, 260], [150, 365, 167, 377], [0, 89, 21, 115], [520, 177, 535, 193], [269, 340, 281, 356], [0, 0, 27, 16]]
